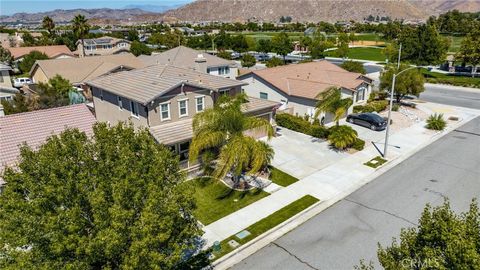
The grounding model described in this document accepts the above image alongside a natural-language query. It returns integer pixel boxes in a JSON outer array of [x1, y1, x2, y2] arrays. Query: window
[[219, 89, 230, 96], [179, 99, 188, 117], [99, 89, 104, 101], [218, 66, 230, 75], [206, 68, 211, 74], [178, 141, 190, 161], [196, 96, 204, 112], [260, 92, 268, 100], [160, 102, 170, 120], [117, 96, 123, 110], [356, 87, 366, 101], [130, 101, 139, 117]]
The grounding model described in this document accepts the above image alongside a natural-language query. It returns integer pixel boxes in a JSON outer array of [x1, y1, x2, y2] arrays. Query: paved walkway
[[202, 102, 480, 246]]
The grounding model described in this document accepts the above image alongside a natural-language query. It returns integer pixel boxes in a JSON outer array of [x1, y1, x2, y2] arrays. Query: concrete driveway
[[266, 127, 349, 179]]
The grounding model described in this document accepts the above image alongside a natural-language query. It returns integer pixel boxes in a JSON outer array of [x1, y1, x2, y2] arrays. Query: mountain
[[0, 8, 153, 23], [123, 4, 183, 13], [160, 0, 480, 22]]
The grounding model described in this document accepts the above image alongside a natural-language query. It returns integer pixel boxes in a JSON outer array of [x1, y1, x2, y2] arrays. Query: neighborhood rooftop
[[138, 46, 236, 69], [0, 104, 96, 177], [87, 64, 247, 105], [80, 36, 130, 46], [30, 53, 146, 84], [240, 60, 372, 99], [8, 45, 74, 60]]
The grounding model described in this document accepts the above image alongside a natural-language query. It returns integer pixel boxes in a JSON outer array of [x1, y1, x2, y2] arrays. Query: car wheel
[[370, 124, 376, 130], [348, 118, 355, 123]]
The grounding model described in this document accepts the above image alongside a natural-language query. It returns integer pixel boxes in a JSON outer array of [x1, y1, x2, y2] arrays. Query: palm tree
[[189, 94, 274, 185], [314, 86, 353, 126], [42, 16, 55, 36], [71, 14, 90, 57]]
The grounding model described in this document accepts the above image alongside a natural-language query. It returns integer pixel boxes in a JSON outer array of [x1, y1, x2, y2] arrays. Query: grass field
[[326, 47, 386, 62], [240, 31, 304, 42], [189, 177, 269, 225], [442, 35, 464, 53], [212, 195, 319, 259], [354, 33, 385, 41], [421, 68, 480, 88], [269, 167, 299, 187]]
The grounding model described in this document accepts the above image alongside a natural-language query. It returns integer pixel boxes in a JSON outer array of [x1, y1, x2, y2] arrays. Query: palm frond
[[189, 131, 226, 162], [244, 116, 275, 139]]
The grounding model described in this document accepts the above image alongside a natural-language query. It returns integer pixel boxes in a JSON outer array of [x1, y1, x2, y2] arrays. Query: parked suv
[[13, 77, 32, 88], [347, 113, 387, 131]]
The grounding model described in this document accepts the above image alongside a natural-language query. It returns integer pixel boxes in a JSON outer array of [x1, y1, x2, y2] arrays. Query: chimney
[[195, 53, 207, 74]]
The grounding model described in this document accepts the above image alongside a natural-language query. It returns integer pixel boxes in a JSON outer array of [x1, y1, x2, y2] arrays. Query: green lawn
[[241, 31, 304, 42], [269, 167, 298, 187], [212, 195, 319, 259], [442, 35, 464, 53], [326, 47, 386, 62], [355, 33, 385, 41], [189, 177, 269, 225], [421, 68, 480, 88], [364, 156, 387, 169]]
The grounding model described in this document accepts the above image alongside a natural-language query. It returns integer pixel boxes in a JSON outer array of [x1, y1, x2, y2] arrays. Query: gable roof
[[31, 53, 146, 84], [77, 36, 131, 46], [87, 64, 247, 105], [138, 46, 235, 69], [0, 104, 96, 177], [238, 60, 371, 100], [8, 45, 74, 60]]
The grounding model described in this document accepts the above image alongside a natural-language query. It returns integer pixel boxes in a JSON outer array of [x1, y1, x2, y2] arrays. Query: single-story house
[[237, 60, 372, 123], [0, 104, 96, 185], [8, 45, 75, 62], [138, 46, 238, 79], [87, 64, 279, 171]]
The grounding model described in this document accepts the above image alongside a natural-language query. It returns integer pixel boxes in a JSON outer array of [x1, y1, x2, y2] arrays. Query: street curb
[[212, 115, 477, 270]]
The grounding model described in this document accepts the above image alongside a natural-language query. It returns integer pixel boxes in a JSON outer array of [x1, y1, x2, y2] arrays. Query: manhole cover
[[228, 240, 239, 248]]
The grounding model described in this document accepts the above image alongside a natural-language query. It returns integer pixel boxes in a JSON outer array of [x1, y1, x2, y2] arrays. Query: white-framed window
[[260, 92, 268, 100], [195, 96, 205, 112], [160, 102, 170, 121], [218, 66, 230, 75], [356, 87, 366, 101], [178, 99, 188, 117], [99, 89, 104, 101], [206, 68, 211, 74], [117, 96, 123, 110], [219, 89, 230, 96], [130, 101, 139, 117], [178, 141, 190, 161]]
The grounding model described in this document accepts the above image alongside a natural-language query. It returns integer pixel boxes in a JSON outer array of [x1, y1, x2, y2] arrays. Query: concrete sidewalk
[[202, 102, 480, 248]]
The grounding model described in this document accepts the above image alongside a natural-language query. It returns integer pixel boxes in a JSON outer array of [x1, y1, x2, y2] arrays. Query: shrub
[[328, 125, 358, 150], [352, 138, 365, 151], [340, 60, 366, 74], [353, 100, 389, 113], [426, 113, 447, 131], [392, 104, 400, 111], [241, 54, 256, 68], [310, 125, 330, 139], [266, 57, 284, 68], [276, 113, 329, 139]]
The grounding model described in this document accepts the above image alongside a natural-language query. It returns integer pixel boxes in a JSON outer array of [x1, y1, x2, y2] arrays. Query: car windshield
[[368, 114, 385, 122]]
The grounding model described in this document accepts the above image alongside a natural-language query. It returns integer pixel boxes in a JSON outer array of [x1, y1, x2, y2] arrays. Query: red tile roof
[[8, 45, 74, 60], [0, 104, 96, 178]]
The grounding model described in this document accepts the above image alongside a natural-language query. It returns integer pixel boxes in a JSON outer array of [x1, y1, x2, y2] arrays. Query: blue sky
[[1, 0, 194, 15]]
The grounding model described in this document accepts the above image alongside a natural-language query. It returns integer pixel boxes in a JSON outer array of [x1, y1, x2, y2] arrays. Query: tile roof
[[79, 36, 130, 46], [138, 46, 236, 69], [240, 60, 371, 100], [31, 53, 146, 84], [241, 97, 281, 114], [0, 104, 96, 178], [9, 45, 74, 60], [87, 64, 247, 105]]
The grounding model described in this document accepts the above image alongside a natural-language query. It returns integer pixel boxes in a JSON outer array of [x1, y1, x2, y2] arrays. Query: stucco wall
[[0, 70, 13, 88], [207, 66, 238, 79], [31, 66, 49, 84]]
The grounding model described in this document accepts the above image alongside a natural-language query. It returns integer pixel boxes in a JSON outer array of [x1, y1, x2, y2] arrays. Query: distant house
[[76, 36, 131, 57], [0, 104, 96, 184], [237, 60, 372, 124], [138, 46, 238, 79], [30, 53, 146, 99], [8, 45, 75, 62], [87, 64, 279, 171]]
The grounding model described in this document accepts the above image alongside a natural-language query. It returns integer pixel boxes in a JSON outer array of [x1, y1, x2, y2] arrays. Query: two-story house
[[138, 46, 238, 79], [237, 60, 373, 124], [76, 36, 131, 57], [87, 64, 279, 170]]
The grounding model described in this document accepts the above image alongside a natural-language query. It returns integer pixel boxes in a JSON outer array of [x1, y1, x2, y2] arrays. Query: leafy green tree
[[72, 14, 90, 57], [148, 30, 184, 49], [189, 94, 274, 183], [379, 64, 425, 102], [21, 32, 36, 46], [314, 86, 353, 126], [457, 29, 480, 77], [340, 61, 366, 74], [336, 32, 350, 58], [266, 57, 284, 68], [0, 45, 13, 65], [256, 39, 272, 54], [376, 200, 480, 269], [216, 50, 232, 60], [0, 93, 29, 115], [35, 75, 72, 109], [42, 16, 55, 36], [231, 34, 249, 53], [129, 40, 152, 56], [241, 53, 256, 68], [18, 50, 48, 73], [271, 32, 292, 63], [127, 29, 139, 41], [382, 21, 401, 41], [0, 123, 204, 269]]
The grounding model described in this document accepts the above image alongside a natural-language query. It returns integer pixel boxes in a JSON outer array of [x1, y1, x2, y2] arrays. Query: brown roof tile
[[9, 45, 74, 60]]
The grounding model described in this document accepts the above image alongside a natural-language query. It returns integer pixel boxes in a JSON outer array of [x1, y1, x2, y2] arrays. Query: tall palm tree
[[42, 16, 55, 36], [314, 86, 353, 126], [71, 14, 90, 57], [189, 94, 274, 184]]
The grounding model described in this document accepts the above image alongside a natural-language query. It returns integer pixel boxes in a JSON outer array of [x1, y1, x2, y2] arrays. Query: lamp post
[[383, 44, 418, 158]]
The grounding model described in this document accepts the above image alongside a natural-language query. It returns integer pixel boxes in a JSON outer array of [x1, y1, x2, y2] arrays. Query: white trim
[[195, 96, 205, 113], [130, 100, 139, 118], [117, 96, 123, 110], [178, 99, 188, 118], [160, 101, 171, 121]]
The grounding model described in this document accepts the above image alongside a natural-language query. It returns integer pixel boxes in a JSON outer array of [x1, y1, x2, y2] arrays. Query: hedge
[[276, 113, 329, 139], [352, 138, 365, 151], [353, 100, 388, 113]]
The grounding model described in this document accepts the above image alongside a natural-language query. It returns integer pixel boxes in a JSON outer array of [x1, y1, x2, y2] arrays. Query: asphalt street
[[420, 84, 480, 109], [232, 90, 480, 269]]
